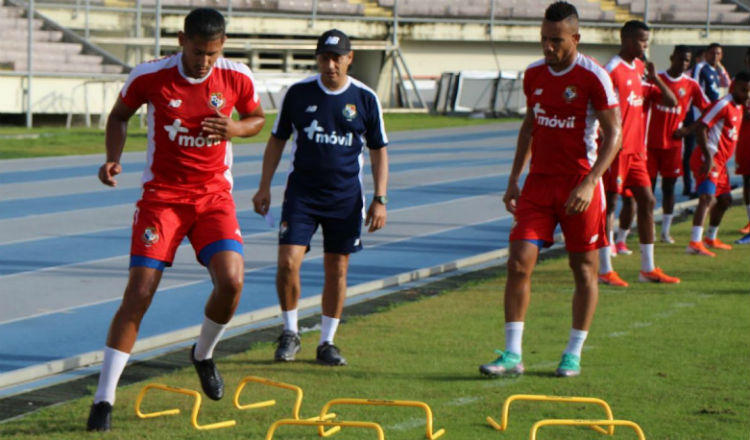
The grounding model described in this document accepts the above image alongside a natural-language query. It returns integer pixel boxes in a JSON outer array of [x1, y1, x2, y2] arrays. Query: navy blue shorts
[[279, 199, 364, 254]]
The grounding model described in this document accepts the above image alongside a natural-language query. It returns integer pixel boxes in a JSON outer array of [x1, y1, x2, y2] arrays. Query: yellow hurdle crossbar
[[317, 398, 445, 439], [233, 376, 305, 419], [530, 419, 646, 440], [486, 394, 615, 435], [134, 383, 236, 430], [265, 418, 385, 440]]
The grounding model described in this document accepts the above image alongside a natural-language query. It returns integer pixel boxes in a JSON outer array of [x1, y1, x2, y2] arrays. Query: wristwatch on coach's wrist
[[373, 195, 388, 205]]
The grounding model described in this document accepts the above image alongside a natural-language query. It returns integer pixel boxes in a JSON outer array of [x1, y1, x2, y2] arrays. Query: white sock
[[564, 328, 588, 357], [505, 321, 524, 356], [691, 226, 704, 243], [608, 229, 615, 246], [662, 214, 673, 237], [598, 247, 613, 274], [615, 228, 630, 244], [194, 317, 226, 361], [93, 347, 130, 405], [707, 226, 719, 240], [282, 309, 298, 334], [640, 243, 655, 272], [319, 315, 340, 345], [746, 204, 750, 221]]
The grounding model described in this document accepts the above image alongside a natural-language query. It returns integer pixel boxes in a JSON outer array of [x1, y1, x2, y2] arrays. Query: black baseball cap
[[315, 29, 351, 55]]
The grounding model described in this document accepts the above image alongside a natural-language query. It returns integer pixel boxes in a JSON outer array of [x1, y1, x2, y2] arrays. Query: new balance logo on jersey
[[534, 88, 543, 96], [305, 105, 318, 113], [728, 127, 738, 141], [533, 103, 575, 129], [169, 99, 182, 108], [164, 119, 220, 148], [303, 119, 354, 146]]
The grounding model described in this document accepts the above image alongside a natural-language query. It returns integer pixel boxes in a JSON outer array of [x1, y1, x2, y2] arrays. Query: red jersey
[[700, 95, 744, 166], [646, 71, 710, 150], [605, 56, 659, 155], [121, 53, 261, 194], [524, 53, 618, 176]]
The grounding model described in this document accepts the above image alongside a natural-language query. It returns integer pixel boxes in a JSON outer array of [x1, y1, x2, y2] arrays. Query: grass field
[[0, 113, 507, 159], [1, 207, 748, 439]]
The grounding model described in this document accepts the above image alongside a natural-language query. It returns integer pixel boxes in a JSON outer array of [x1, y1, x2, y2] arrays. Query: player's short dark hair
[[673, 45, 690, 55], [735, 71, 750, 83], [620, 20, 649, 38], [707, 42, 722, 50], [184, 8, 225, 39], [544, 1, 579, 22]]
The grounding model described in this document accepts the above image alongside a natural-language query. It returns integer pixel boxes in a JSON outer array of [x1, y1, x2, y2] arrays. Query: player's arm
[[365, 147, 389, 233], [98, 97, 138, 187], [695, 122, 713, 177], [203, 104, 265, 141], [252, 134, 286, 216], [645, 61, 678, 107], [564, 106, 621, 214], [503, 109, 533, 214]]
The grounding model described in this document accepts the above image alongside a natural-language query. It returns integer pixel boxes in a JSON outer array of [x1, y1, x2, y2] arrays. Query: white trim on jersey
[[271, 75, 318, 136], [224, 140, 234, 191], [215, 58, 261, 105], [351, 77, 389, 146], [605, 55, 636, 73], [584, 101, 600, 167], [122, 55, 180, 98], [702, 95, 732, 156], [177, 53, 213, 85], [579, 54, 618, 107], [316, 74, 352, 96], [142, 103, 156, 185], [357, 146, 366, 220]]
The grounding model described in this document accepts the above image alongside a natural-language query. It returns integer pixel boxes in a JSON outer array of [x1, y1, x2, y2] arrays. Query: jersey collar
[[316, 74, 352, 95], [177, 53, 214, 84], [547, 52, 580, 77]]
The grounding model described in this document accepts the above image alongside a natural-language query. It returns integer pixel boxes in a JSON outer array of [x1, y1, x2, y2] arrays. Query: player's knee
[[215, 273, 243, 298], [506, 257, 533, 279]]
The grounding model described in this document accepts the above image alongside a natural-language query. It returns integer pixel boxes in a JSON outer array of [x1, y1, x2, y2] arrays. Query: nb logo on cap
[[325, 36, 340, 45]]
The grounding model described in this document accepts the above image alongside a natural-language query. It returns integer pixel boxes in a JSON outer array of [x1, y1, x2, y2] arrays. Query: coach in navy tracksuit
[[253, 29, 389, 366]]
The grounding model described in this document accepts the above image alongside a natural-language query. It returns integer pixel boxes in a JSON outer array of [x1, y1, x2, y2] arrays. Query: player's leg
[[660, 177, 678, 243], [479, 240, 538, 377], [630, 184, 679, 283], [703, 171, 734, 250], [687, 181, 717, 257], [275, 244, 307, 361], [315, 208, 363, 366], [598, 191, 628, 285], [682, 133, 696, 196], [615, 194, 634, 255], [741, 175, 750, 234], [560, 249, 599, 377]]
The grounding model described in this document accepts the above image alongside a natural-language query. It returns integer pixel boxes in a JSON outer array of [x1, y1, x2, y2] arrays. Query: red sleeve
[[700, 101, 725, 129], [120, 71, 149, 110], [691, 81, 711, 112], [642, 81, 661, 102], [234, 71, 260, 115]]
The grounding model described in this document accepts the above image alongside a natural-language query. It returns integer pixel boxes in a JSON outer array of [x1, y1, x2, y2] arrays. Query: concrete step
[[0, 50, 103, 65], [0, 40, 82, 55], [0, 28, 64, 42], [11, 60, 116, 74], [0, 16, 44, 29], [0, 7, 25, 18]]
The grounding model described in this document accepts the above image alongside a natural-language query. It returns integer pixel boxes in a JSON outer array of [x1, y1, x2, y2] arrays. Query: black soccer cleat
[[86, 401, 112, 432], [190, 344, 224, 400], [316, 342, 347, 366], [274, 330, 301, 362]]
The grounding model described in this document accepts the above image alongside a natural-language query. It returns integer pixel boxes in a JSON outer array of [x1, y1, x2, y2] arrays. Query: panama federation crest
[[563, 86, 577, 103], [142, 227, 159, 247], [678, 87, 686, 97], [342, 104, 357, 120], [209, 92, 225, 111], [279, 221, 288, 239]]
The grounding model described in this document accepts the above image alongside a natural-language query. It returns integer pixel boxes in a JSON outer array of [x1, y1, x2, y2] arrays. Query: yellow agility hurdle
[[486, 394, 615, 435], [265, 418, 385, 440], [530, 419, 646, 440], [233, 376, 305, 419], [134, 383, 236, 430], [317, 398, 445, 439]]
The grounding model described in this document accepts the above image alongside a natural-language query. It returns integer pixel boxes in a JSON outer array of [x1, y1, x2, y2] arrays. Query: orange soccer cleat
[[686, 241, 716, 257], [740, 222, 750, 234], [598, 271, 629, 287], [638, 267, 681, 284], [703, 237, 732, 250]]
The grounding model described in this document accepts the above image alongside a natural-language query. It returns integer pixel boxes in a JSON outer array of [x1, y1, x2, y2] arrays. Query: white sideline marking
[[446, 396, 481, 406], [385, 418, 426, 431]]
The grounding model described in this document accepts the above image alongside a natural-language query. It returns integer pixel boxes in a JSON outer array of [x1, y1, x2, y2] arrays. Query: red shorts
[[510, 174, 608, 253], [131, 190, 243, 267], [647, 147, 683, 179], [605, 152, 652, 194], [690, 152, 731, 196]]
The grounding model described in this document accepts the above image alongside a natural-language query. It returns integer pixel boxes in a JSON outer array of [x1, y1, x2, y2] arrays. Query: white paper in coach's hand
[[264, 212, 275, 229]]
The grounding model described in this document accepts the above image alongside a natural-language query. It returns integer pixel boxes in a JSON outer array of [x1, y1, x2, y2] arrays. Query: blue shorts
[[279, 199, 364, 254]]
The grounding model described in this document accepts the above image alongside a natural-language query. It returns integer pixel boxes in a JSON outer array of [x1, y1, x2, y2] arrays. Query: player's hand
[[645, 61, 657, 82], [503, 182, 521, 214], [365, 201, 386, 233], [564, 178, 595, 215], [98, 162, 122, 187], [202, 108, 238, 141], [672, 126, 690, 139], [252, 187, 271, 215], [698, 156, 713, 178]]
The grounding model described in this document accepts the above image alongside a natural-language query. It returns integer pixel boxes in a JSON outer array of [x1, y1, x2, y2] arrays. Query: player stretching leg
[[86, 9, 265, 431], [480, 1, 620, 378]]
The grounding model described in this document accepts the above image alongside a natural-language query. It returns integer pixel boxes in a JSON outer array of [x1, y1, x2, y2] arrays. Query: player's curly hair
[[621, 20, 649, 39], [544, 1, 579, 22], [184, 8, 225, 39]]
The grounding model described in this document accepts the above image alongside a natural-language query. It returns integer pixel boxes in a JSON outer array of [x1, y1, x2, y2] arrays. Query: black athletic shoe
[[190, 344, 224, 400], [316, 342, 347, 366], [86, 401, 112, 432], [274, 330, 301, 362]]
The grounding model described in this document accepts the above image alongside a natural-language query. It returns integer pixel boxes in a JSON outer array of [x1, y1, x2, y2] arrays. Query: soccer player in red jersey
[[87, 9, 265, 431], [599, 20, 680, 287], [735, 48, 750, 243], [687, 72, 750, 255], [479, 2, 621, 378], [646, 45, 710, 243]]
